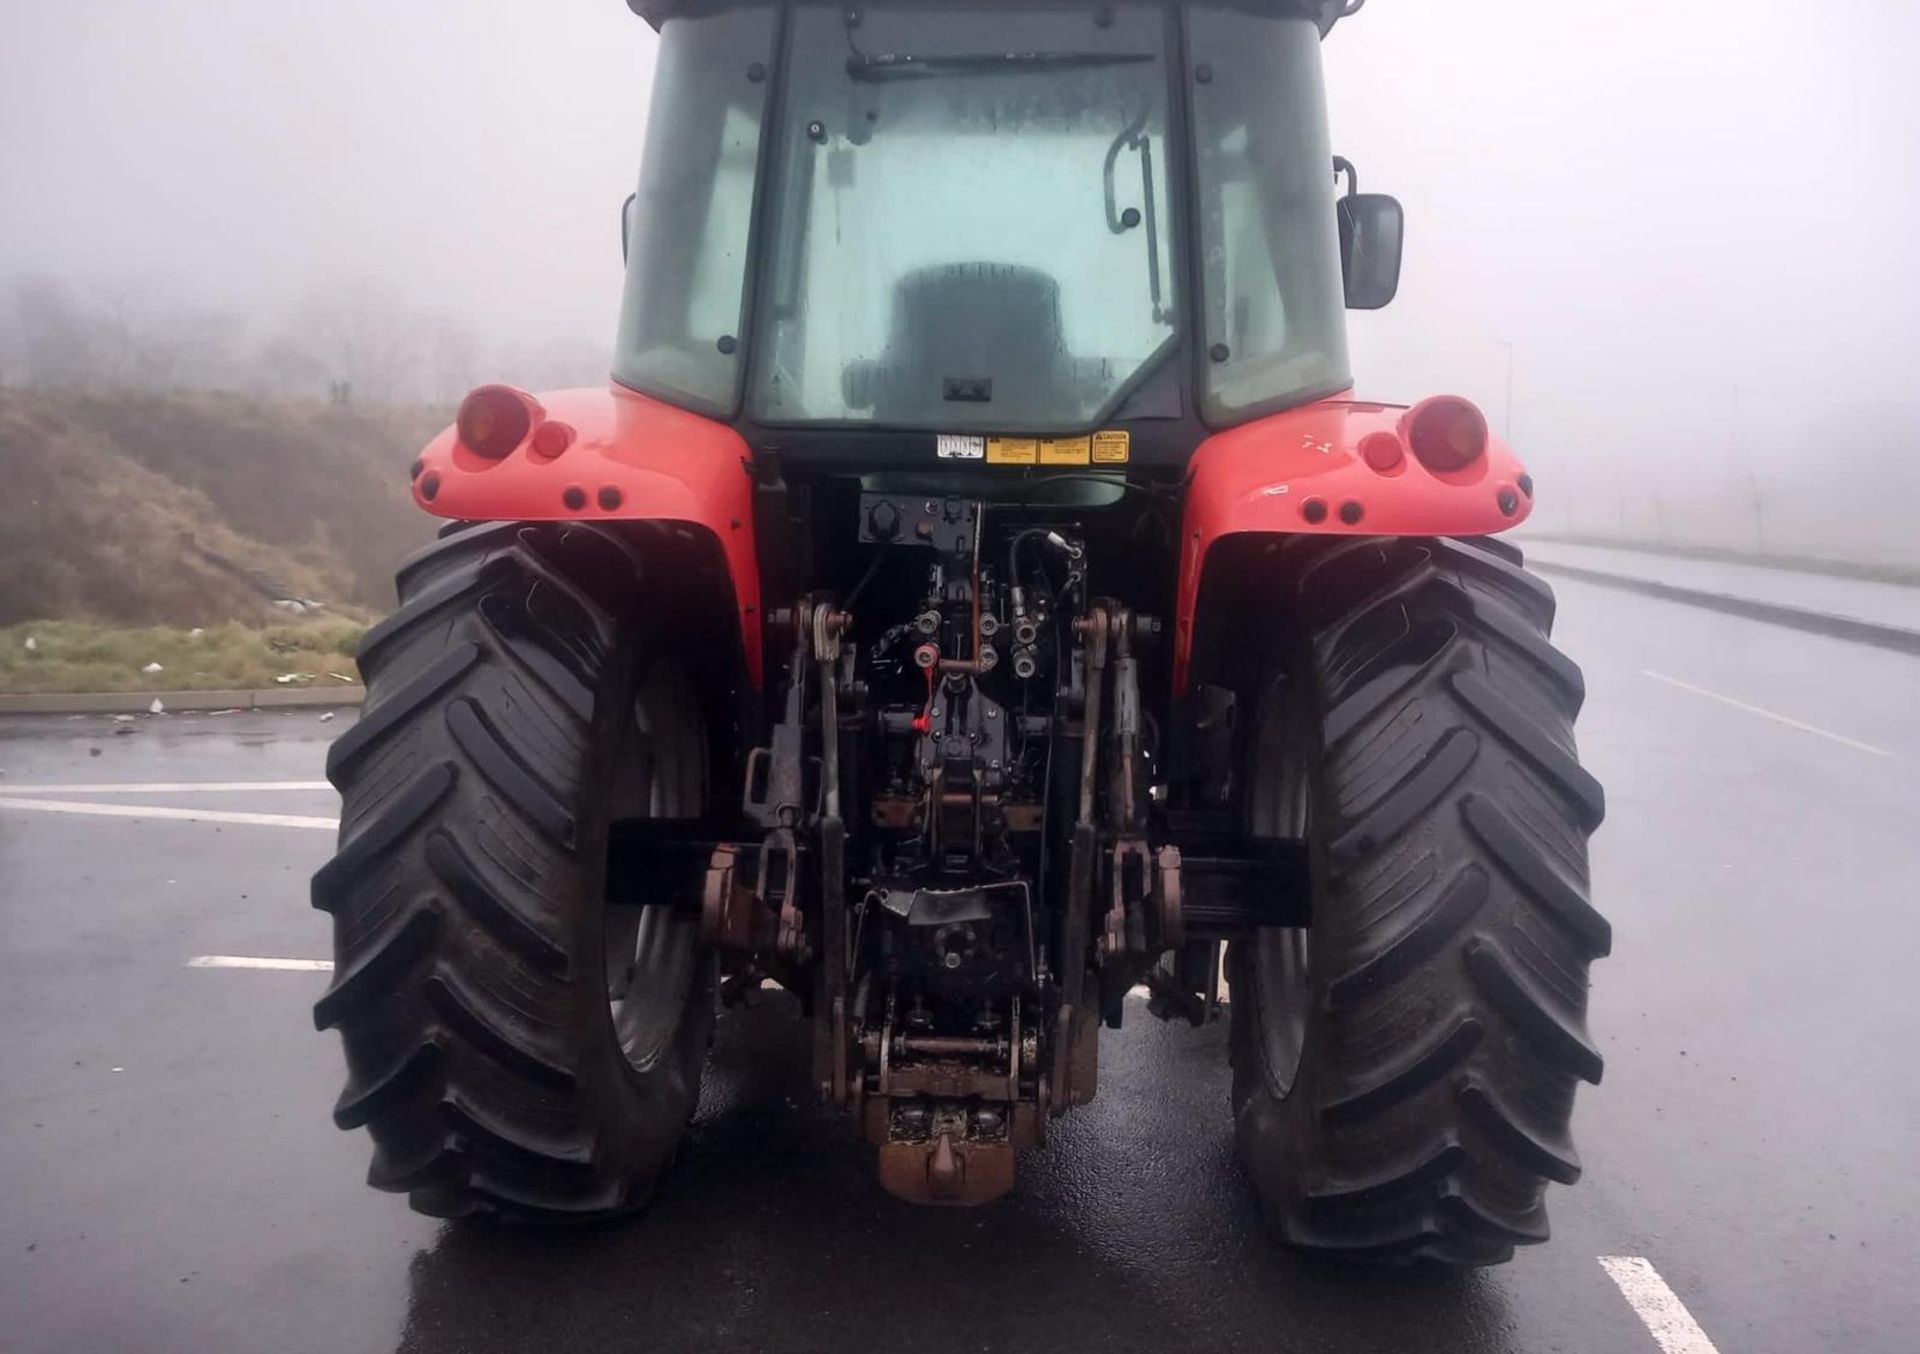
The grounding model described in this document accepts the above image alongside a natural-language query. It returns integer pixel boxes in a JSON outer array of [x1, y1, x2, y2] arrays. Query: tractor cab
[[615, 0, 1402, 452]]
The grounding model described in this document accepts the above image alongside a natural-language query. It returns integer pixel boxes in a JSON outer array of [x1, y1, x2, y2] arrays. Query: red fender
[[412, 384, 763, 686], [1173, 394, 1531, 693]]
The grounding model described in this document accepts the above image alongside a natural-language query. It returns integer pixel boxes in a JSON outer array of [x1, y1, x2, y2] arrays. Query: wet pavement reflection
[[393, 1002, 1526, 1354]]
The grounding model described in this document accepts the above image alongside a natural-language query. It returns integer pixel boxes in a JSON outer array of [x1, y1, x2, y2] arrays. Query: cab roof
[[624, 0, 1361, 38]]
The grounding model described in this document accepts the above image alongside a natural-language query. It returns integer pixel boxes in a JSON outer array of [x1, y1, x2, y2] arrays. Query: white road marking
[[187, 955, 334, 971], [1599, 1255, 1722, 1354], [0, 780, 330, 794], [191, 967, 1222, 999], [0, 796, 339, 830], [1642, 669, 1893, 757]]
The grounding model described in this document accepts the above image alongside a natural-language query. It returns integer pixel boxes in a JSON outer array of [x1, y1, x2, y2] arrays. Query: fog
[[3, 0, 1916, 564], [1326, 3, 1920, 563]]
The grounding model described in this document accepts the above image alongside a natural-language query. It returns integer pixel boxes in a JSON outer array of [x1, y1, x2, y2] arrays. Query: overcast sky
[[3, 0, 1916, 558]]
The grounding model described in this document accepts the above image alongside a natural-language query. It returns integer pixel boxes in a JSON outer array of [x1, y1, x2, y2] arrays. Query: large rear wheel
[[312, 522, 714, 1221], [1230, 535, 1609, 1265]]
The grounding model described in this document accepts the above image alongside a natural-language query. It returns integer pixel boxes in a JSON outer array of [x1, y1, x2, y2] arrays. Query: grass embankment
[[1, 619, 365, 694], [0, 388, 442, 628]]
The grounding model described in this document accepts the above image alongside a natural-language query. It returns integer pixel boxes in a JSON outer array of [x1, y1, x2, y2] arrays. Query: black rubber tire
[[312, 521, 714, 1221], [1229, 535, 1609, 1265]]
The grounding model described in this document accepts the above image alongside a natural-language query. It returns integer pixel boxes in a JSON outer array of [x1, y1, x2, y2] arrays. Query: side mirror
[[1337, 193, 1404, 310], [621, 193, 637, 264]]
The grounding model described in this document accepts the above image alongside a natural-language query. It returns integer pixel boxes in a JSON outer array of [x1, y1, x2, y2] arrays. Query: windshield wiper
[[847, 50, 1153, 81]]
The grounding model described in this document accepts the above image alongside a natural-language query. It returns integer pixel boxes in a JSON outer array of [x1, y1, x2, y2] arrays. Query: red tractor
[[314, 0, 1607, 1265]]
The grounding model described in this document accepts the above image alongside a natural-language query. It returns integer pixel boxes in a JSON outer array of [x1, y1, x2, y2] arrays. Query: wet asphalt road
[[3, 572, 1917, 1354]]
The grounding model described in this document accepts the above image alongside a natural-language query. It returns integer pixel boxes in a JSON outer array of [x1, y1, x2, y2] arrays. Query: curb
[[0, 687, 365, 716], [1529, 561, 1920, 657], [1516, 532, 1920, 588]]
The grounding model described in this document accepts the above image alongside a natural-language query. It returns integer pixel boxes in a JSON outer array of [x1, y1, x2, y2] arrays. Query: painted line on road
[[0, 796, 339, 830], [193, 967, 1182, 993], [1598, 1256, 1721, 1354], [1642, 670, 1892, 757], [193, 966, 1230, 1007], [187, 955, 334, 972], [0, 780, 331, 794]]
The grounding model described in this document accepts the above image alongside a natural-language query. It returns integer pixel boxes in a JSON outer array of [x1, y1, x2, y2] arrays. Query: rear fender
[[1173, 395, 1530, 692], [412, 384, 763, 686]]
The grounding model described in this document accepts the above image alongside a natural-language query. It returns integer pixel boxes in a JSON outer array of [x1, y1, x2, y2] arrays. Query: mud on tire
[[1230, 535, 1609, 1265], [312, 521, 714, 1221]]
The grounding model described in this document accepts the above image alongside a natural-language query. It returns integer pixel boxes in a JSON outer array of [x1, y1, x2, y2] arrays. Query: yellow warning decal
[[985, 431, 1128, 466]]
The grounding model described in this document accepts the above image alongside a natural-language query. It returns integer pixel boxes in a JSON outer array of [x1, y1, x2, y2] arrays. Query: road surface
[[1, 571, 1915, 1354]]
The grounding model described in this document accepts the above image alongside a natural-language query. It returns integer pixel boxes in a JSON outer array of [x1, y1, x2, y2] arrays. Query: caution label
[[984, 430, 1129, 467]]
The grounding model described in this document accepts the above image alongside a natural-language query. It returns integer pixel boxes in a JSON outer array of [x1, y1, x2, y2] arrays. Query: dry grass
[[1, 618, 365, 694], [0, 388, 441, 627]]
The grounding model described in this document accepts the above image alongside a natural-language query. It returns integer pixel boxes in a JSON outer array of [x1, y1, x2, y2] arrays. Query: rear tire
[[1230, 536, 1609, 1265], [312, 521, 714, 1221]]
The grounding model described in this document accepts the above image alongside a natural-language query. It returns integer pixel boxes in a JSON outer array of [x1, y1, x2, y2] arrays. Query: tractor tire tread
[[1232, 536, 1606, 1266], [313, 523, 704, 1222]]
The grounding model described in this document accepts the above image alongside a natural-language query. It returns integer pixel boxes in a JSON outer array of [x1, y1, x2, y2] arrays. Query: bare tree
[[12, 276, 97, 388], [426, 318, 484, 406], [291, 279, 425, 407]]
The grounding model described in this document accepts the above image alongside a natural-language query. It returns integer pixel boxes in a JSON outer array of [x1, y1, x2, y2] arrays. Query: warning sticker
[[936, 434, 985, 460], [984, 431, 1128, 467]]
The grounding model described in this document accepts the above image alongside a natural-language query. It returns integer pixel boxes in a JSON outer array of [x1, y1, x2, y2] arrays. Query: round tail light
[[530, 420, 575, 458], [457, 385, 533, 460], [1403, 396, 1489, 473], [1359, 431, 1406, 473]]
